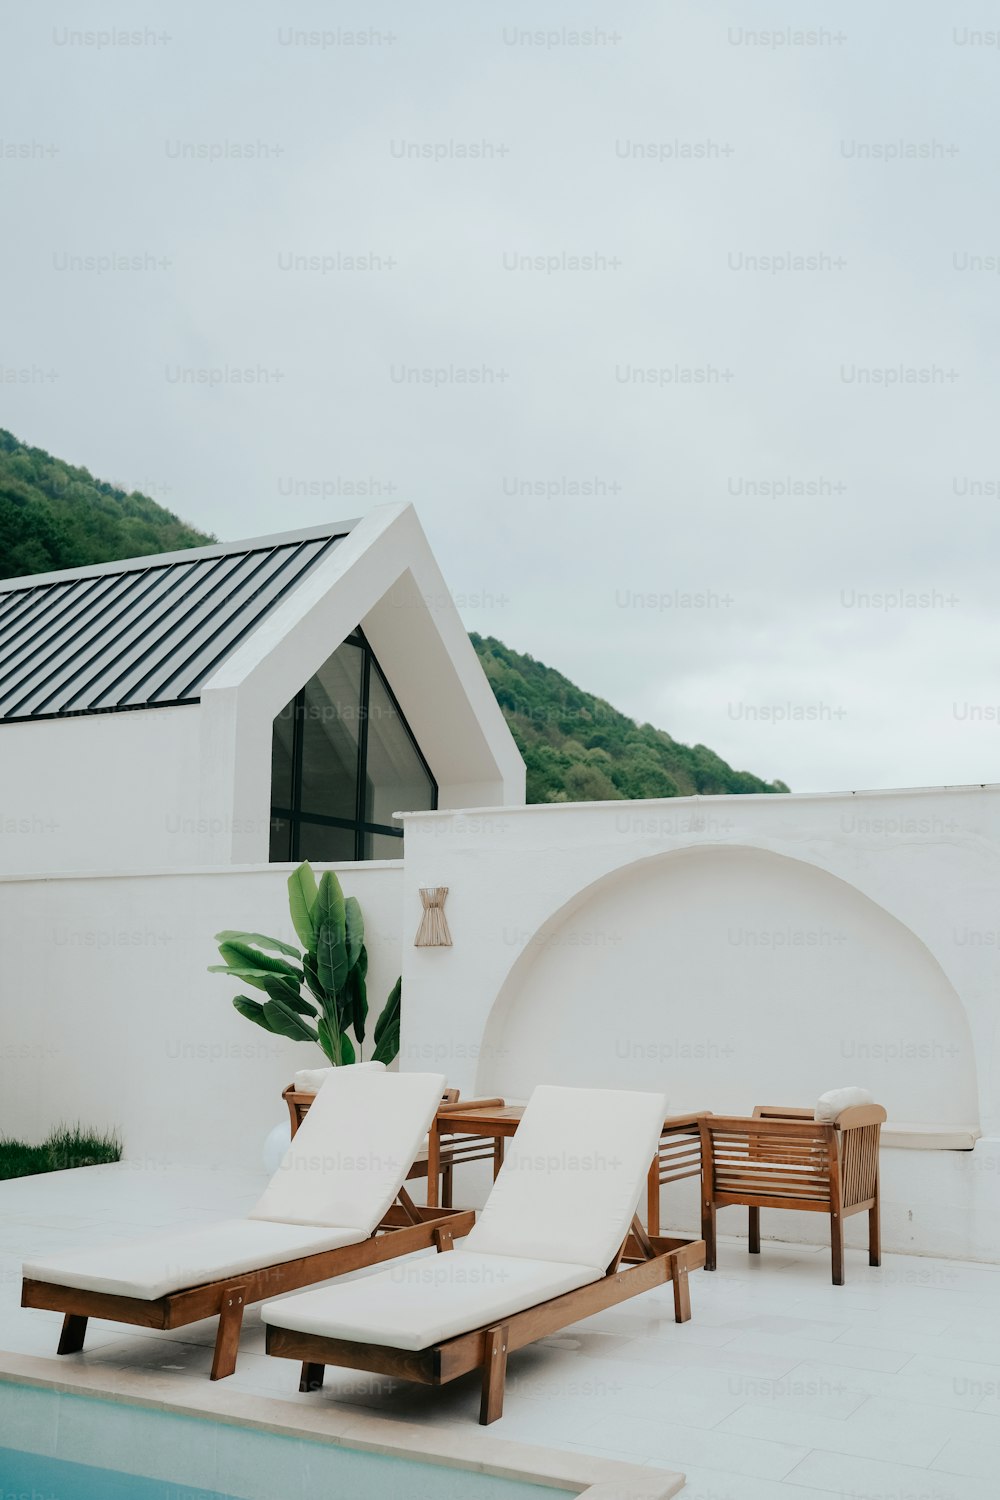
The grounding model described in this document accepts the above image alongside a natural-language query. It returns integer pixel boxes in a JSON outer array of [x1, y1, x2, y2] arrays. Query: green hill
[[472, 634, 788, 801], [0, 428, 213, 576], [0, 429, 787, 800]]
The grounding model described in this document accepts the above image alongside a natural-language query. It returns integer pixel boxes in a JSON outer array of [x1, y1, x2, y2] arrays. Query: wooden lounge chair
[[262, 1083, 706, 1423], [699, 1094, 887, 1285], [21, 1068, 474, 1379]]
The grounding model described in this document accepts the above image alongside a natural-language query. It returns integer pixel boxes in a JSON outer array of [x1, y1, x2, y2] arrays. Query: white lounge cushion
[[462, 1084, 668, 1274], [815, 1086, 875, 1123], [24, 1221, 360, 1301], [293, 1061, 386, 1093], [882, 1123, 980, 1151], [251, 1067, 446, 1232], [262, 1250, 598, 1351]]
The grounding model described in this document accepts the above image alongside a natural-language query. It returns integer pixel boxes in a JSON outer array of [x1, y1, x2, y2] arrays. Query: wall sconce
[[415, 887, 452, 947]]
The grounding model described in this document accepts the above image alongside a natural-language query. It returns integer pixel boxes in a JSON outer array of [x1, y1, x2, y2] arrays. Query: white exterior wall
[[0, 862, 403, 1169], [0, 707, 204, 876], [399, 786, 1000, 1261]]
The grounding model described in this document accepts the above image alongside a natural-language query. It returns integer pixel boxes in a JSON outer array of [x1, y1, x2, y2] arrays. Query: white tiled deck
[[4, 1162, 1000, 1498]]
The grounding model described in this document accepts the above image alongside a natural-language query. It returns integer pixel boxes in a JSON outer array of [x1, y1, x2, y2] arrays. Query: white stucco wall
[[0, 707, 204, 876], [0, 862, 403, 1168], [399, 785, 1000, 1261]]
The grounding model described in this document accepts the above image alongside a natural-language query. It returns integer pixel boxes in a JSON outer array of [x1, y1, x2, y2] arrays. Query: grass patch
[[0, 1124, 122, 1181]]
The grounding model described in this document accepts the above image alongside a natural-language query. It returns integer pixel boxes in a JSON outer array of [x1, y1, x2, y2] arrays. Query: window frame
[[269, 628, 437, 862]]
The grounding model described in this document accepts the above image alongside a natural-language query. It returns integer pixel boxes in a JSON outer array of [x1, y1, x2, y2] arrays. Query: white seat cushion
[[251, 1068, 446, 1232], [262, 1250, 598, 1351], [462, 1084, 668, 1273], [24, 1220, 361, 1301], [815, 1086, 875, 1123]]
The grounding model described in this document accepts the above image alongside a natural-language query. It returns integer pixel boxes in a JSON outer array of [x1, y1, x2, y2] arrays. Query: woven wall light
[[415, 887, 452, 947]]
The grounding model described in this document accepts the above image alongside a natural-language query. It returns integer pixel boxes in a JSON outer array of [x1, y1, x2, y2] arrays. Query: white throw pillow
[[815, 1086, 875, 1123]]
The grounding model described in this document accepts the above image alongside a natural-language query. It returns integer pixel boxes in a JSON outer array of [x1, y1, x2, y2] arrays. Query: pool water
[[1, 1446, 235, 1499], [0, 1382, 561, 1500]]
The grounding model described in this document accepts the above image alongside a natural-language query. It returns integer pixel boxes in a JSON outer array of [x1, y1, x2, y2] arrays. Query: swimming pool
[[0, 1382, 562, 1500]]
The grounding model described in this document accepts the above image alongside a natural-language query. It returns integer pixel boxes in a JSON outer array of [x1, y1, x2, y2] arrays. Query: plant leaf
[[315, 870, 348, 995], [287, 861, 318, 950], [344, 896, 365, 971], [210, 963, 304, 995], [261, 996, 318, 1044], [372, 977, 401, 1065], [232, 995, 273, 1031], [340, 1032, 356, 1065], [350, 945, 368, 1044], [215, 929, 301, 959], [302, 951, 328, 1005], [217, 942, 304, 983], [261, 975, 316, 1017]]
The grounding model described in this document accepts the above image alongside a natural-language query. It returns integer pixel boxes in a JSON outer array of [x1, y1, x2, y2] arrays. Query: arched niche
[[476, 845, 979, 1127]]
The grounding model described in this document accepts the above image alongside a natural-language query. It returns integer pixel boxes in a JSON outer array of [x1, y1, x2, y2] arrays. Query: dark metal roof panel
[[0, 532, 344, 722]]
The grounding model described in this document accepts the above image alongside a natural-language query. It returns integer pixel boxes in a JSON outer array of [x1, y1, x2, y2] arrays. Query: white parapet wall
[[0, 861, 404, 1169], [398, 784, 1000, 1262]]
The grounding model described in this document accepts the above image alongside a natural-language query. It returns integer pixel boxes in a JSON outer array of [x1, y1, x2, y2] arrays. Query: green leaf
[[287, 861, 318, 950], [209, 963, 304, 995], [217, 942, 303, 983], [340, 1033, 356, 1065], [215, 929, 302, 960], [317, 1016, 342, 1066], [261, 975, 316, 1017], [302, 951, 328, 1005], [344, 896, 365, 971], [232, 995, 273, 1031], [261, 996, 318, 1044], [349, 946, 368, 1044], [315, 870, 348, 995], [372, 977, 401, 1065]]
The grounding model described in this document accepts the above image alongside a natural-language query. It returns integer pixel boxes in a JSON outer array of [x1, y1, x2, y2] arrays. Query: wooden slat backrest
[[748, 1104, 885, 1210], [701, 1115, 836, 1205]]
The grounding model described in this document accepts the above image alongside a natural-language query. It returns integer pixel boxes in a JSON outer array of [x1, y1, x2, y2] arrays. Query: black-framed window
[[269, 629, 437, 862]]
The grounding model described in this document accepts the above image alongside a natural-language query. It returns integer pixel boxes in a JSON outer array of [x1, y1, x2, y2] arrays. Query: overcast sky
[[4, 0, 999, 795]]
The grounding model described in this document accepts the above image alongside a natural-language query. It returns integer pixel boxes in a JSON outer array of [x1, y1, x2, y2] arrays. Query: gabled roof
[[0, 523, 354, 722]]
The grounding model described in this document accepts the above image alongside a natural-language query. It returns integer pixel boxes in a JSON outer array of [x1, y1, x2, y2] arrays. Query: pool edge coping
[[0, 1349, 684, 1499]]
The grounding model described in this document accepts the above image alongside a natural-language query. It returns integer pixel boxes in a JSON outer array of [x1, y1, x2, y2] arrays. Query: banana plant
[[209, 861, 401, 1066]]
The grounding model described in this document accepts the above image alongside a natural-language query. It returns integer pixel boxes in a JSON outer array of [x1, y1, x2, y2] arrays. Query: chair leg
[[57, 1313, 88, 1355], [869, 1201, 881, 1267], [300, 1361, 325, 1393], [748, 1206, 761, 1255], [672, 1261, 691, 1323], [210, 1284, 247, 1380], [442, 1160, 453, 1209], [702, 1199, 717, 1271], [480, 1323, 509, 1425], [830, 1211, 845, 1286]]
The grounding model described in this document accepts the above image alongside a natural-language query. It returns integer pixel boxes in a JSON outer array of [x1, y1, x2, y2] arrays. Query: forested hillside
[[0, 428, 212, 576], [472, 634, 788, 801]]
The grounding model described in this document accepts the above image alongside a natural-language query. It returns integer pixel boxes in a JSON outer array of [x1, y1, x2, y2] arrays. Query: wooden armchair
[[698, 1102, 886, 1284]]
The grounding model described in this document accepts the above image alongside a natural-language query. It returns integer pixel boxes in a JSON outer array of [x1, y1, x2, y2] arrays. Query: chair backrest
[[252, 1068, 446, 1233], [461, 1084, 667, 1274], [706, 1103, 887, 1209], [702, 1114, 837, 1206]]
